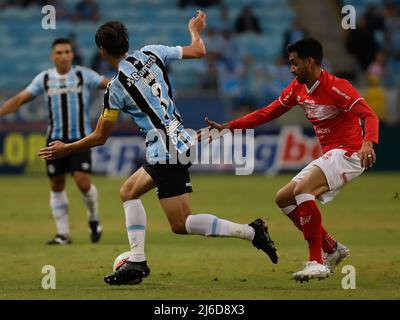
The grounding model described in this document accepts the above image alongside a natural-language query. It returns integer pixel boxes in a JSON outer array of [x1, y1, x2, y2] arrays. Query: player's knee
[[275, 189, 286, 207], [77, 182, 91, 193], [170, 221, 187, 234], [120, 183, 137, 202]]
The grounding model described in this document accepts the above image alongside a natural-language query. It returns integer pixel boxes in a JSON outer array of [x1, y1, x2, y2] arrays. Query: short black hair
[[287, 38, 323, 65], [52, 38, 72, 48], [95, 21, 129, 56]]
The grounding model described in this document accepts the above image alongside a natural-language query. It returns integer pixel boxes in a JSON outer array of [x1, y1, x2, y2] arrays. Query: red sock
[[295, 194, 323, 264], [285, 206, 337, 254], [321, 226, 337, 254]]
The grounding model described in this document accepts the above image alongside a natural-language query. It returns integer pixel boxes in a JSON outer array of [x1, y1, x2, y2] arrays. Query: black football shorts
[[143, 162, 193, 199]]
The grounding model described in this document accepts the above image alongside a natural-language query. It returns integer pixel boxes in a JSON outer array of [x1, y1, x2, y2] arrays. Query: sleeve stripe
[[348, 97, 364, 111], [177, 46, 183, 59], [278, 97, 293, 108]]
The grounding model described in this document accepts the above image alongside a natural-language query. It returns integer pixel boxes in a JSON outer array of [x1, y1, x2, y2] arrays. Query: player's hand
[[357, 141, 376, 169], [204, 116, 229, 131], [38, 140, 69, 160], [188, 10, 206, 34]]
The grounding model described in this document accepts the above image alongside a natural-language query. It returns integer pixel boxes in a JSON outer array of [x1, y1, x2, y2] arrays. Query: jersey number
[[151, 83, 170, 120]]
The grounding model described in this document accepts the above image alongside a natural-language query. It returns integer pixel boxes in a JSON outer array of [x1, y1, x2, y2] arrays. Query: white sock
[[185, 214, 255, 241], [123, 199, 146, 262], [50, 191, 69, 236], [82, 185, 99, 222]]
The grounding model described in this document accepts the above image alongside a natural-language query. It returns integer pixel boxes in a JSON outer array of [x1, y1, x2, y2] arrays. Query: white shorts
[[292, 149, 364, 204]]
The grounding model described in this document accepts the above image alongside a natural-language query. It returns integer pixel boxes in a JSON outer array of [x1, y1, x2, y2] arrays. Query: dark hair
[[287, 38, 323, 65], [52, 38, 72, 48], [95, 21, 129, 56]]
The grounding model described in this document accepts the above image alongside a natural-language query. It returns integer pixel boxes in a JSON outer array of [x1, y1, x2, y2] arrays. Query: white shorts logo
[[81, 162, 90, 170], [48, 164, 56, 174]]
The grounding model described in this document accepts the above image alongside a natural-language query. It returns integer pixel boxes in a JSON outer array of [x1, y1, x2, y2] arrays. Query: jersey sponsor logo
[[299, 102, 341, 120], [47, 85, 83, 96], [316, 127, 331, 136], [332, 86, 351, 100], [130, 55, 157, 82]]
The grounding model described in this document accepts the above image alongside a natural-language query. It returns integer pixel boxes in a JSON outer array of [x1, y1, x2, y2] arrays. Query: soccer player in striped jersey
[[38, 11, 278, 285], [0, 38, 110, 245], [204, 38, 380, 282]]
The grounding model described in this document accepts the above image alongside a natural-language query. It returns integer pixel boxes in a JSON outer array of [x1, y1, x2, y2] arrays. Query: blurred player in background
[[0, 38, 110, 245], [205, 38, 379, 282], [38, 11, 278, 286]]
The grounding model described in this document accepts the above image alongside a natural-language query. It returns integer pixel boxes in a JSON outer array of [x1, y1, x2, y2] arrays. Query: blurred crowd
[[344, 0, 400, 125], [0, 0, 99, 22], [1, 0, 399, 124]]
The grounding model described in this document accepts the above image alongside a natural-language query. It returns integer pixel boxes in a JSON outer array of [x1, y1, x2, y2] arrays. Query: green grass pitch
[[0, 173, 399, 299]]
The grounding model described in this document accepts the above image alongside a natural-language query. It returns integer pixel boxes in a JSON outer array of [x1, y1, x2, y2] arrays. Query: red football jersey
[[229, 70, 379, 153], [279, 70, 368, 153]]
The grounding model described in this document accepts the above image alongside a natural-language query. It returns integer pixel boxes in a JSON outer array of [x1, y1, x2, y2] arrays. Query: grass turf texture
[[0, 173, 399, 299]]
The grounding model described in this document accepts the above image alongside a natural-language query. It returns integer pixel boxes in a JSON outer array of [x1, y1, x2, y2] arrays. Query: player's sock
[[281, 205, 337, 254], [185, 214, 255, 240], [294, 194, 323, 264], [50, 191, 69, 236], [82, 184, 99, 222], [321, 226, 337, 254], [123, 199, 146, 262], [281, 205, 302, 230]]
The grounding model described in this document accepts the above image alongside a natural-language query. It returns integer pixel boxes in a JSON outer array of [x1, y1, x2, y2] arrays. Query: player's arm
[[181, 10, 206, 59], [350, 99, 379, 168], [98, 77, 111, 89], [205, 99, 292, 130], [0, 90, 35, 116], [38, 108, 119, 160]]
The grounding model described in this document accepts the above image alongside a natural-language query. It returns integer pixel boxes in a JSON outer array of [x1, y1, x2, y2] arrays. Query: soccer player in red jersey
[[205, 38, 379, 282]]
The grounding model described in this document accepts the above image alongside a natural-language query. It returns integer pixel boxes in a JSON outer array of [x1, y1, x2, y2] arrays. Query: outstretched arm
[[38, 114, 116, 160], [182, 10, 206, 59], [205, 99, 291, 130], [350, 99, 379, 169], [0, 90, 35, 116]]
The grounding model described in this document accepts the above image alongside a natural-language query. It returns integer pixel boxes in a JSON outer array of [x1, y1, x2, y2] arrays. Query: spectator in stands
[[74, 0, 99, 22], [264, 55, 293, 99], [91, 51, 115, 79], [69, 33, 84, 66], [282, 19, 308, 59], [48, 0, 70, 21], [219, 30, 239, 71], [364, 75, 387, 125], [213, 4, 233, 32], [346, 15, 379, 70], [367, 51, 386, 81], [234, 5, 262, 34], [178, 0, 221, 8]]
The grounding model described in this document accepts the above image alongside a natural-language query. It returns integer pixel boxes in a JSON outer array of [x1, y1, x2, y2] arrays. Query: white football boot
[[292, 261, 330, 283], [324, 242, 350, 273]]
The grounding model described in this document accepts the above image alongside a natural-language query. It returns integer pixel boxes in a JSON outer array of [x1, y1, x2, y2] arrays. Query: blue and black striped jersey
[[26, 65, 104, 141], [104, 45, 193, 163]]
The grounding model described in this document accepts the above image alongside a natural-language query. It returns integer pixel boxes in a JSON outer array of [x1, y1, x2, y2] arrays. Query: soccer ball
[[112, 251, 131, 271]]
